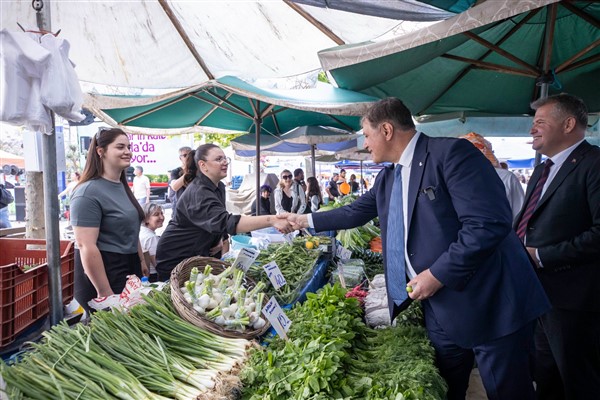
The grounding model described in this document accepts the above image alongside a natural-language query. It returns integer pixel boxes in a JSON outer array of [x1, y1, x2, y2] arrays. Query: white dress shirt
[[308, 132, 422, 279]]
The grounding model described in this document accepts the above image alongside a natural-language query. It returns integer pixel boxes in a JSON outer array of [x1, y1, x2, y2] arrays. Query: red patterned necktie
[[516, 159, 554, 241]]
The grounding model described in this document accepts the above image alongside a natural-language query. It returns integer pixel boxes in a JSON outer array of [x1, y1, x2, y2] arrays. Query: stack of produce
[[352, 248, 384, 280], [249, 241, 321, 305], [369, 236, 382, 253], [319, 195, 381, 252], [1, 291, 251, 400], [295, 235, 330, 250], [241, 284, 446, 400], [181, 264, 267, 331]]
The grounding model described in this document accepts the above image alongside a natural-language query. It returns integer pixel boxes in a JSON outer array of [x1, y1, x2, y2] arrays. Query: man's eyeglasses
[[206, 156, 231, 165], [179, 153, 189, 159], [282, 175, 292, 180]]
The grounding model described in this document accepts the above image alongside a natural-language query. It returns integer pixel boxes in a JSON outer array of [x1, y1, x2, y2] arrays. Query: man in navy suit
[[515, 94, 600, 399], [284, 98, 550, 399]]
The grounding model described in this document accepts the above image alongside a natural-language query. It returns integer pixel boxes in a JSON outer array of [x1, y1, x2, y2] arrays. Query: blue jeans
[[0, 207, 11, 228]]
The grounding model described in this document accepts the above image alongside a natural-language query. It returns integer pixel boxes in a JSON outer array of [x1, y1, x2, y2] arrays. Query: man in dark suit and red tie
[[514, 93, 600, 400], [283, 97, 550, 399]]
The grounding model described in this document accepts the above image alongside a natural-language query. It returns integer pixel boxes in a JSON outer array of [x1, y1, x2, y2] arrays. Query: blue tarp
[[506, 158, 545, 169], [334, 159, 390, 169]]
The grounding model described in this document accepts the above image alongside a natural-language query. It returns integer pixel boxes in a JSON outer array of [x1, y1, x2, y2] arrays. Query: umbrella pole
[[360, 160, 363, 194], [311, 144, 316, 178], [35, 0, 64, 325], [255, 118, 262, 215], [534, 3, 555, 167]]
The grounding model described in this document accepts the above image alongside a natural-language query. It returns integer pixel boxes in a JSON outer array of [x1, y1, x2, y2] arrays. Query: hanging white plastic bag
[[25, 76, 52, 133], [0, 30, 50, 126], [39, 34, 84, 122]]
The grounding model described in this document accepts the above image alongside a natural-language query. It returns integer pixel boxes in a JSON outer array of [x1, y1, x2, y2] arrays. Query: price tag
[[263, 261, 287, 290], [336, 244, 352, 260], [282, 233, 295, 244], [232, 247, 260, 272], [263, 297, 292, 340]]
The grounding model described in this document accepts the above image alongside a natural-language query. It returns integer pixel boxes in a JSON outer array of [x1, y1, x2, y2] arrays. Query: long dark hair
[[182, 149, 198, 185], [306, 176, 322, 206], [79, 127, 144, 221]]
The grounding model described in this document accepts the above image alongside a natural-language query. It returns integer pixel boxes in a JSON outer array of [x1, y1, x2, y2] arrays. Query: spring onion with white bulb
[[180, 264, 268, 332]]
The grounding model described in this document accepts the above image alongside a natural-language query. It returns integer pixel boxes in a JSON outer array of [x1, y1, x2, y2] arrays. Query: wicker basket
[[170, 256, 270, 340]]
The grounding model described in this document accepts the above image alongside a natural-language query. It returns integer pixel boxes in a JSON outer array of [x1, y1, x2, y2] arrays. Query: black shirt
[[156, 172, 241, 278], [169, 167, 186, 216], [251, 197, 272, 216], [280, 191, 293, 212], [328, 179, 340, 198]]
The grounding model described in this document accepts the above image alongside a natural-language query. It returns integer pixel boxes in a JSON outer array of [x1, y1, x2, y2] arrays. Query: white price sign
[[232, 247, 260, 272], [263, 297, 292, 340], [263, 261, 287, 290], [336, 244, 352, 260]]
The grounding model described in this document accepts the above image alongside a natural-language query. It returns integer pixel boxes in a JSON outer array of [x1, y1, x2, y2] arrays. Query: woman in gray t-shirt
[[70, 128, 146, 312]]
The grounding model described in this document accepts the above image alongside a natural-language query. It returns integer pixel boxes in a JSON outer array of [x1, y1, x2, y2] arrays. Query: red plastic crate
[[0, 238, 75, 348]]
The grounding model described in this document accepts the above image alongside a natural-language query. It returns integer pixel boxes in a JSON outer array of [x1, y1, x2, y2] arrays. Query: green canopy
[[86, 76, 377, 134], [416, 0, 476, 13], [319, 0, 600, 118], [86, 75, 378, 214]]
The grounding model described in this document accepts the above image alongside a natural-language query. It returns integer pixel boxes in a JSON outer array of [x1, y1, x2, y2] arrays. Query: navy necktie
[[386, 165, 408, 318], [516, 159, 554, 241]]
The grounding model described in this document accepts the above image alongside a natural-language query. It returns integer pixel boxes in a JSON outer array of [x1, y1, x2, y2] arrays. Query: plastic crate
[[0, 239, 75, 348]]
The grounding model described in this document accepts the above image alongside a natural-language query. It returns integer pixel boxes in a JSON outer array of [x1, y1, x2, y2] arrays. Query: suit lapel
[[520, 164, 544, 209], [536, 141, 591, 209], [407, 134, 428, 231]]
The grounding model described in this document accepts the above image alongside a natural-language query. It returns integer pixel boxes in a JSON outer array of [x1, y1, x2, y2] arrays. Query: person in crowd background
[[338, 168, 347, 183], [274, 169, 305, 214], [58, 171, 81, 200], [58, 171, 81, 225], [284, 97, 550, 400], [70, 128, 147, 313], [251, 184, 273, 216], [349, 174, 360, 194], [139, 202, 165, 282], [514, 93, 600, 400], [0, 179, 13, 229], [293, 168, 307, 193], [168, 146, 192, 216], [461, 132, 524, 222], [306, 176, 322, 213], [292, 168, 308, 214], [361, 177, 368, 192], [155, 144, 293, 280], [132, 165, 150, 205], [325, 172, 340, 202]]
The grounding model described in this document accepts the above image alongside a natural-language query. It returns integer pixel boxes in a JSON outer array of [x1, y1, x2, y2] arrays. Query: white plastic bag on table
[[364, 274, 396, 328], [88, 275, 151, 311]]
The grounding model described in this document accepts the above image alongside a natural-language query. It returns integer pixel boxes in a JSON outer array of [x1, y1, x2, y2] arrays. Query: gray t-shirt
[[70, 178, 141, 254]]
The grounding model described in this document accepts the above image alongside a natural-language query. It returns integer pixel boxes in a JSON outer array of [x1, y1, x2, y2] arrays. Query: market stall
[[1, 222, 446, 399]]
